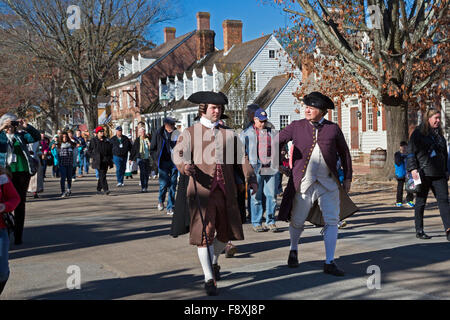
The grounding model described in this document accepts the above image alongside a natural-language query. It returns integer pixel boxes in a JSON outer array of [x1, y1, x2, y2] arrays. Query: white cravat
[[200, 116, 219, 129]]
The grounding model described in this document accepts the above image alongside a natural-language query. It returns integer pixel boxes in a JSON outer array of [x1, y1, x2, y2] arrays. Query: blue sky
[[150, 0, 293, 49]]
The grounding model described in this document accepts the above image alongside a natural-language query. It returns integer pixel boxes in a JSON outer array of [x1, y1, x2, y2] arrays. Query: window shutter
[[337, 100, 342, 128], [372, 97, 378, 131], [362, 98, 367, 132]]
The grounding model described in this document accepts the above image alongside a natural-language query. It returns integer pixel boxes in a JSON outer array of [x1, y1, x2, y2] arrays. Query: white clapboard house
[[146, 20, 303, 132]]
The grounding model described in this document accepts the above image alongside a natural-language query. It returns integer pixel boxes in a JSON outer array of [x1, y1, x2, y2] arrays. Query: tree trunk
[[85, 95, 99, 132], [382, 103, 409, 178]]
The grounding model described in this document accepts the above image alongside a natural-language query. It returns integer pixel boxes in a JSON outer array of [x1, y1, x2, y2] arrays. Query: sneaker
[[267, 223, 279, 232], [167, 209, 174, 216], [158, 203, 164, 211], [324, 261, 345, 276], [338, 221, 347, 229], [152, 175, 158, 179], [72, 178, 76, 182], [66, 189, 72, 196], [406, 201, 415, 208], [395, 202, 403, 207], [252, 225, 265, 232], [96, 191, 104, 195], [117, 183, 122, 187], [61, 193, 67, 198], [121, 183, 125, 187], [105, 191, 111, 195]]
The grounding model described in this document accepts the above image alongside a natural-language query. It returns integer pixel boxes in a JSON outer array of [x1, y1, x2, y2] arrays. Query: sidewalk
[[1, 172, 449, 300]]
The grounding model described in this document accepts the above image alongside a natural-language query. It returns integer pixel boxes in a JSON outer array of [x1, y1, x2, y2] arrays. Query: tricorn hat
[[187, 91, 228, 105], [303, 92, 334, 110], [189, 91, 229, 121]]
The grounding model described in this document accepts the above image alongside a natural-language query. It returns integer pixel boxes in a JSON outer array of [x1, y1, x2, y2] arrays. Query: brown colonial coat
[[173, 122, 256, 246]]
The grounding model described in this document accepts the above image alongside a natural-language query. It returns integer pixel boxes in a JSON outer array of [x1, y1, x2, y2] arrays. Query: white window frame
[[250, 71, 257, 92], [269, 50, 275, 59], [367, 102, 373, 130], [332, 109, 338, 123], [112, 92, 117, 111], [280, 115, 290, 129], [119, 91, 123, 110]]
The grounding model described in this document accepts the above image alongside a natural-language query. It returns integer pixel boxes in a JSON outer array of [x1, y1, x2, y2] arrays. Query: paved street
[[2, 172, 449, 300]]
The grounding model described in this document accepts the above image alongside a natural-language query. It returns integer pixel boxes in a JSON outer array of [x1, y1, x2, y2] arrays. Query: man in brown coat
[[173, 91, 258, 296]]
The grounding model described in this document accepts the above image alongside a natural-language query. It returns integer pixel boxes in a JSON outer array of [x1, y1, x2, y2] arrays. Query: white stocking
[[197, 246, 214, 282]]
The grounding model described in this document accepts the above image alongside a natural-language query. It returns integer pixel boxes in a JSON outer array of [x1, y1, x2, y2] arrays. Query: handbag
[[2, 212, 15, 232]]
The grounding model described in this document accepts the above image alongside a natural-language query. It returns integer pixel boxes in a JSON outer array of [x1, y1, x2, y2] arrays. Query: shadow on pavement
[[28, 242, 450, 300], [9, 218, 172, 260]]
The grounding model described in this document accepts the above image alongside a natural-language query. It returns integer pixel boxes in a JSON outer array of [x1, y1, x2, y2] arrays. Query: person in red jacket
[[0, 168, 21, 295]]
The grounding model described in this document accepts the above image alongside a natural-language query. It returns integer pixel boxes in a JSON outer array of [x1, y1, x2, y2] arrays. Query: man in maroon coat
[[278, 91, 354, 276]]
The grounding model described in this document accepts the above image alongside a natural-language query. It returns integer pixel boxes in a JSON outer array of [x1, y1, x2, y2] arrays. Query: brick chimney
[[197, 12, 210, 30], [164, 27, 176, 43], [223, 20, 242, 52], [195, 12, 215, 60], [301, 54, 314, 83]]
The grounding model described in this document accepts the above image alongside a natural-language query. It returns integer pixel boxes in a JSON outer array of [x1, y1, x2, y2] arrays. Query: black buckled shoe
[[416, 231, 432, 239], [213, 264, 221, 281], [324, 261, 345, 277], [204, 279, 218, 296], [287, 250, 299, 268]]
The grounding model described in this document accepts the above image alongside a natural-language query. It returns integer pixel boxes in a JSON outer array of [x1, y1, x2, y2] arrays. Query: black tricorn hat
[[189, 91, 229, 121], [187, 91, 228, 105], [303, 92, 334, 110]]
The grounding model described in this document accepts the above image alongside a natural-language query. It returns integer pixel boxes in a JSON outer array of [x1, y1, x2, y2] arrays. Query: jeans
[[251, 173, 277, 227], [275, 171, 283, 195], [158, 161, 178, 210], [78, 152, 85, 176], [42, 158, 47, 178], [0, 228, 10, 283], [138, 158, 150, 189], [52, 165, 60, 177], [113, 155, 126, 184], [396, 178, 414, 203], [414, 176, 450, 232], [84, 155, 90, 174], [59, 165, 73, 193]]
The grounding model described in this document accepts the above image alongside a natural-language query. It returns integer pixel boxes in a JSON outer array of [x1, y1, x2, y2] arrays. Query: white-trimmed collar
[[200, 116, 219, 129]]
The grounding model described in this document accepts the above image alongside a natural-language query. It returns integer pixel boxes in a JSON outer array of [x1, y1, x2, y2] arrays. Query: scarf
[[139, 137, 150, 159], [61, 142, 72, 149], [6, 133, 15, 166]]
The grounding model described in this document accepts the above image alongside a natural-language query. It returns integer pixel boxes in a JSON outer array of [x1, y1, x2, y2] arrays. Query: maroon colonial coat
[[173, 122, 256, 245], [277, 119, 358, 224]]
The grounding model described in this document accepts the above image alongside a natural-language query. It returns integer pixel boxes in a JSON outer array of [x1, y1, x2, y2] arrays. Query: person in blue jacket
[[395, 141, 414, 208], [150, 117, 179, 215]]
